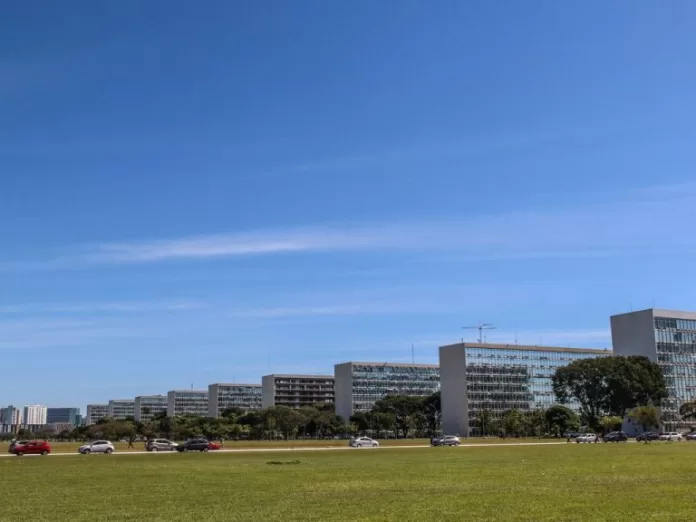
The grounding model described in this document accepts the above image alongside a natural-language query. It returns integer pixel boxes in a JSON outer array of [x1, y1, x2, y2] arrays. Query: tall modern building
[[23, 405, 48, 425], [167, 390, 209, 417], [262, 374, 335, 408], [107, 399, 135, 420], [134, 395, 168, 422], [440, 342, 610, 437], [334, 362, 440, 420], [46, 408, 81, 426], [0, 405, 23, 425], [85, 404, 109, 425], [208, 383, 263, 417], [611, 308, 696, 431]]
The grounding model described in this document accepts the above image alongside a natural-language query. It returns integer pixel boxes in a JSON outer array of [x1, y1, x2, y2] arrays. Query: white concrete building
[[85, 404, 109, 425], [208, 383, 262, 417], [23, 405, 48, 425], [134, 395, 168, 422], [262, 374, 334, 408]]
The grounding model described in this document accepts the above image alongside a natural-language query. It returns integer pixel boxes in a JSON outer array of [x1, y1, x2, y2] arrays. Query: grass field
[[1, 443, 694, 521]]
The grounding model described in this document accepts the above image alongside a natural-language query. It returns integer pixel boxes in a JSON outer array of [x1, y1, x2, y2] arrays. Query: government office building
[[85, 404, 109, 425], [611, 308, 696, 432], [334, 362, 440, 420], [262, 374, 335, 408], [440, 342, 610, 437], [46, 407, 81, 426], [167, 390, 209, 417], [107, 399, 135, 420], [134, 395, 168, 422], [208, 383, 263, 417]]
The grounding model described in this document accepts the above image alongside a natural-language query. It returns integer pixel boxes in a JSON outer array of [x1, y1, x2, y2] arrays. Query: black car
[[636, 431, 660, 442], [176, 438, 211, 452], [603, 431, 628, 442]]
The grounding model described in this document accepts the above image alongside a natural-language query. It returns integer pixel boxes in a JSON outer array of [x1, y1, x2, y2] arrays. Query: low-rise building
[[167, 390, 208, 417], [262, 374, 335, 408], [134, 395, 168, 422], [208, 383, 263, 417], [334, 362, 440, 420]]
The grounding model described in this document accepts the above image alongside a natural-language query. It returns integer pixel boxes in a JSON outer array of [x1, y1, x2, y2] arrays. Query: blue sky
[[2, 2, 695, 410]]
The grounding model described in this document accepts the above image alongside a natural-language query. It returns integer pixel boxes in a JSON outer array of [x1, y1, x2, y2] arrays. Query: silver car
[[146, 439, 178, 452], [78, 440, 115, 454], [349, 437, 379, 448]]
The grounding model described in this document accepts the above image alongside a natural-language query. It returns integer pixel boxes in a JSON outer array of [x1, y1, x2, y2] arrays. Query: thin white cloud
[[228, 302, 427, 319], [7, 182, 696, 269], [0, 300, 206, 314]]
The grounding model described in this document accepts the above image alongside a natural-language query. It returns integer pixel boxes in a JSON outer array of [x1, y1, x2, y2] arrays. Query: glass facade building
[[208, 383, 263, 417], [335, 362, 440, 420], [167, 390, 209, 417], [612, 308, 696, 431], [46, 407, 81, 426], [440, 343, 610, 436], [134, 395, 168, 422], [85, 404, 109, 425], [262, 375, 335, 408], [108, 400, 135, 420]]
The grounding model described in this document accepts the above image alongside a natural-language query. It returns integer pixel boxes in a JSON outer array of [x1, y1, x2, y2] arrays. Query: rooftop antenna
[[411, 343, 415, 364], [462, 322, 496, 344], [514, 328, 519, 346]]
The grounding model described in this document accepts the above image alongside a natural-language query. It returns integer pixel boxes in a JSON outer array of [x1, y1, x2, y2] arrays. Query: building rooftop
[[109, 399, 135, 403], [611, 308, 696, 320], [439, 341, 610, 355], [210, 383, 261, 387], [336, 361, 439, 369], [167, 390, 208, 394], [263, 374, 334, 379]]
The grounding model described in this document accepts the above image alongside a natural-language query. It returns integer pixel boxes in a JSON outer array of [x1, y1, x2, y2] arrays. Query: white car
[[576, 433, 598, 443], [685, 432, 696, 441], [659, 432, 683, 442], [349, 437, 379, 448], [78, 440, 115, 454]]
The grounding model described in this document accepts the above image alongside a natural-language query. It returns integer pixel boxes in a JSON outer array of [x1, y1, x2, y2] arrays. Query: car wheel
[[203, 447, 209, 452], [183, 447, 188, 452], [357, 444, 362, 448], [41, 450, 48, 456], [83, 449, 91, 454], [152, 447, 158, 452], [16, 452, 24, 457], [105, 448, 113, 454]]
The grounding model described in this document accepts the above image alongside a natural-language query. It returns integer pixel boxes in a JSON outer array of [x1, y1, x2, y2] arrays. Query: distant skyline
[[2, 1, 696, 409]]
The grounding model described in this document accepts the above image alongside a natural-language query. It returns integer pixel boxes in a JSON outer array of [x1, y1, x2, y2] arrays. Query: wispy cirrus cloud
[[0, 300, 206, 314], [7, 182, 696, 269]]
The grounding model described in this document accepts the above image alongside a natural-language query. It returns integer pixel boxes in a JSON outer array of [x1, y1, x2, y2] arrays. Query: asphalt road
[[0, 441, 571, 458]]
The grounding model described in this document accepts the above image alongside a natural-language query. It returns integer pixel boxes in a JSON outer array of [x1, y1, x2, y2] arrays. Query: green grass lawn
[[1, 443, 694, 521]]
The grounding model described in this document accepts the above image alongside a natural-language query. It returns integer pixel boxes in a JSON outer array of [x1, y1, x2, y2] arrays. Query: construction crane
[[462, 322, 496, 344]]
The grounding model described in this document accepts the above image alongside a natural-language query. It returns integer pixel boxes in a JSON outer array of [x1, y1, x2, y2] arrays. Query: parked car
[[659, 432, 683, 441], [685, 432, 696, 441], [176, 438, 212, 452], [432, 435, 461, 446], [7, 440, 29, 453], [11, 440, 51, 456], [349, 437, 379, 448], [78, 440, 115, 454], [576, 433, 598, 443], [603, 431, 628, 443], [636, 431, 660, 442], [146, 439, 178, 452]]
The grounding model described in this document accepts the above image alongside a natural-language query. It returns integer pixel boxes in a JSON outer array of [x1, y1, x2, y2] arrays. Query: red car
[[208, 442, 221, 451], [12, 440, 51, 456]]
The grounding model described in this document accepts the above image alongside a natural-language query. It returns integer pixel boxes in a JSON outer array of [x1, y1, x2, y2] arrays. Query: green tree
[[628, 405, 660, 435], [553, 356, 666, 431], [679, 401, 696, 422], [422, 392, 442, 435], [544, 405, 580, 437], [599, 416, 622, 434], [372, 396, 423, 438], [501, 409, 523, 437], [477, 409, 493, 437]]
